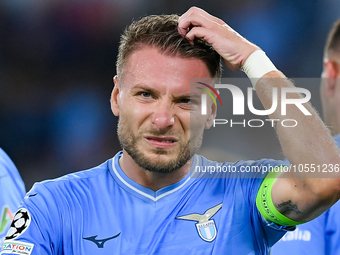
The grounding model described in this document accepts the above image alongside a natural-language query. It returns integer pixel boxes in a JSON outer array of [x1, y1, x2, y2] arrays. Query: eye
[[141, 92, 151, 98], [180, 98, 191, 104]]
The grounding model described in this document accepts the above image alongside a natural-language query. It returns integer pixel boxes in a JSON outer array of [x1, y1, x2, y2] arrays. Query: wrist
[[241, 50, 278, 89]]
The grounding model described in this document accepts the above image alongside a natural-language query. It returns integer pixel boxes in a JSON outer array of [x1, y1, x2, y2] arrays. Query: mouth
[[144, 136, 178, 148]]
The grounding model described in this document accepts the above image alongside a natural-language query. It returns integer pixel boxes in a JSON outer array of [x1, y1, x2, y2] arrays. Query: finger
[[178, 7, 203, 24], [178, 13, 205, 37], [179, 6, 224, 26], [178, 7, 225, 37], [178, 12, 221, 37], [185, 26, 212, 42]]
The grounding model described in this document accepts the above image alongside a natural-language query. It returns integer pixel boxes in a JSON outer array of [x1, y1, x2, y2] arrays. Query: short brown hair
[[324, 19, 340, 58], [116, 14, 222, 79]]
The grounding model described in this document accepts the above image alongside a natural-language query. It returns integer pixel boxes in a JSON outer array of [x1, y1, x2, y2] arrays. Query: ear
[[204, 102, 217, 129], [111, 75, 120, 116], [323, 60, 339, 97]]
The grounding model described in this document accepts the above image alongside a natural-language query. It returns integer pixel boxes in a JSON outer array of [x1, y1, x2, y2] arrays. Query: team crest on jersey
[[176, 203, 222, 242], [5, 208, 31, 240]]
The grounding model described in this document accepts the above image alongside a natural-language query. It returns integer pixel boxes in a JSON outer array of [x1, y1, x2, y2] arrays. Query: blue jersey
[[270, 134, 340, 255], [1, 152, 288, 255], [0, 148, 25, 248]]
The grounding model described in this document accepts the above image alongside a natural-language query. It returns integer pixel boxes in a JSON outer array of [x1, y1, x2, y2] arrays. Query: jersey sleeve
[[237, 159, 292, 248], [256, 168, 303, 226], [0, 148, 26, 198], [1, 183, 60, 255], [0, 148, 26, 247]]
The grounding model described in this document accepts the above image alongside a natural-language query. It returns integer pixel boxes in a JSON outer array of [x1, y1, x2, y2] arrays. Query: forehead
[[120, 47, 212, 92]]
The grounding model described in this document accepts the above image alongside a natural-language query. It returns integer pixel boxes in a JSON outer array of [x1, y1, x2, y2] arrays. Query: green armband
[[256, 167, 303, 226]]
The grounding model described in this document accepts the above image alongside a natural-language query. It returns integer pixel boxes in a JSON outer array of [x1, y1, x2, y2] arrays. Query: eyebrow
[[130, 84, 201, 100], [130, 84, 160, 96]]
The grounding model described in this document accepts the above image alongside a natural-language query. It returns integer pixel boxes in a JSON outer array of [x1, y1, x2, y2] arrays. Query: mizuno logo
[[83, 233, 121, 248]]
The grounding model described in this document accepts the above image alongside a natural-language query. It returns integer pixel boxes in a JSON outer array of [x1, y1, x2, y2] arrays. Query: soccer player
[[2, 7, 340, 255], [0, 149, 25, 248], [271, 19, 340, 255]]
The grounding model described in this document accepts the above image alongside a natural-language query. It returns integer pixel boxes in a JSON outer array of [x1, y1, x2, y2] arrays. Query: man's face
[[111, 46, 215, 173], [320, 69, 330, 125], [320, 57, 340, 133]]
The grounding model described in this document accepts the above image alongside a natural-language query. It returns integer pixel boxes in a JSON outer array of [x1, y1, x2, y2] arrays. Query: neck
[[118, 149, 192, 191]]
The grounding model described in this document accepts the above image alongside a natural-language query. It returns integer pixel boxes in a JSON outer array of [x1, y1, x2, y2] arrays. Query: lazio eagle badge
[[176, 203, 222, 242]]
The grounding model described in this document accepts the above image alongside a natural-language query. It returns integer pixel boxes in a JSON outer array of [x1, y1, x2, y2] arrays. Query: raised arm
[[178, 7, 340, 223]]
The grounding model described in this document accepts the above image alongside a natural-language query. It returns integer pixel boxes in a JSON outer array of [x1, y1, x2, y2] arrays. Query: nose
[[151, 101, 175, 130]]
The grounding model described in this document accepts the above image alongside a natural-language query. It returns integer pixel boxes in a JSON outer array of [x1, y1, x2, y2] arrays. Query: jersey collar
[[109, 151, 198, 204]]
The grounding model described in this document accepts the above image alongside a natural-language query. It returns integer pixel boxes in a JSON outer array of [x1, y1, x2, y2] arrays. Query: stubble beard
[[117, 118, 203, 174]]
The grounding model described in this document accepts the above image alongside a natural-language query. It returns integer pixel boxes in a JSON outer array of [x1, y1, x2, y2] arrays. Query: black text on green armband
[[256, 167, 303, 226]]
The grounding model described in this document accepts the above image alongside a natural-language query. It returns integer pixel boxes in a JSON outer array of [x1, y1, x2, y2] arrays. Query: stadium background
[[0, 0, 338, 190]]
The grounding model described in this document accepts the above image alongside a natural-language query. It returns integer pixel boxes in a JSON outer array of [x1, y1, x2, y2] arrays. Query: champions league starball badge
[[5, 208, 32, 240]]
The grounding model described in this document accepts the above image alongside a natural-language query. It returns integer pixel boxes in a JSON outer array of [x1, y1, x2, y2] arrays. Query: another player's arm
[[178, 7, 340, 224], [1, 184, 57, 255]]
